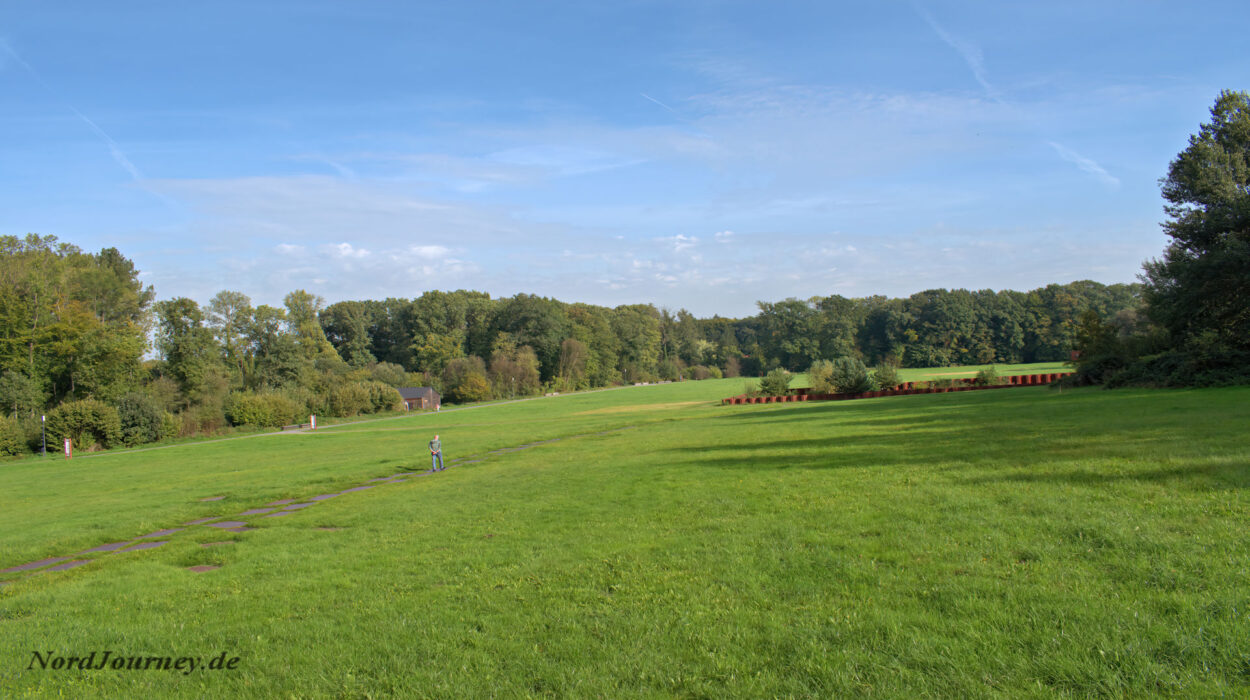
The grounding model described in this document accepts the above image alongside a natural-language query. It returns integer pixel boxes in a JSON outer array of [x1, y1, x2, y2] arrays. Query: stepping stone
[[184, 517, 221, 525], [77, 541, 132, 554], [309, 494, 338, 501], [200, 542, 233, 548], [265, 499, 295, 506], [339, 486, 375, 494], [199, 496, 226, 502], [205, 521, 249, 529], [46, 560, 90, 572], [0, 557, 71, 574], [262, 511, 292, 518], [237, 508, 275, 516], [187, 565, 219, 573], [140, 528, 183, 538], [283, 503, 316, 510], [120, 541, 167, 552]]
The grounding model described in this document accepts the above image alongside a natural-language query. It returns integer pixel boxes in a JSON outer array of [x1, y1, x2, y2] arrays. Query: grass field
[[1, 367, 1248, 697]]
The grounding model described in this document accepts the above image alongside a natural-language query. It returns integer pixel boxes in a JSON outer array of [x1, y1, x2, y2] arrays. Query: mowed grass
[[1, 377, 1248, 697]]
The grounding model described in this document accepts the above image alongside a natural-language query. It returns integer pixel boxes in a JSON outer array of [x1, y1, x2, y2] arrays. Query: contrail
[[641, 92, 679, 115], [1, 38, 144, 181]]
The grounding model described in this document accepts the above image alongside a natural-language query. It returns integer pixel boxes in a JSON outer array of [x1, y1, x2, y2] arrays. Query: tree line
[[0, 232, 1141, 456]]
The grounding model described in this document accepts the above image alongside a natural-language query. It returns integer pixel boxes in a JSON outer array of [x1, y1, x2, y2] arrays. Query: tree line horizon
[[1, 88, 1246, 453], [0, 231, 1138, 452]]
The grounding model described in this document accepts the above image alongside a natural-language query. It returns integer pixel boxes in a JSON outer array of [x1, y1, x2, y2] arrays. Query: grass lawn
[[1, 375, 1248, 697]]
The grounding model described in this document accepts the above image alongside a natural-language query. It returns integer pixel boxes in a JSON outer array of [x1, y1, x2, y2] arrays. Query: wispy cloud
[[1, 39, 144, 181], [914, 5, 994, 96], [1048, 142, 1120, 187]]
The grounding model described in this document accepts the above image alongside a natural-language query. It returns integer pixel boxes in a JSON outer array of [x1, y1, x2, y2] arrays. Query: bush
[[686, 365, 712, 381], [225, 392, 302, 427], [873, 363, 901, 390], [723, 356, 741, 378], [707, 365, 723, 379], [117, 392, 166, 447], [447, 371, 492, 403], [46, 399, 122, 451], [807, 360, 836, 394], [973, 366, 1003, 386], [759, 368, 793, 396], [831, 357, 873, 394], [328, 382, 372, 417], [160, 412, 180, 441], [656, 359, 682, 382], [0, 415, 24, 456], [362, 380, 403, 413]]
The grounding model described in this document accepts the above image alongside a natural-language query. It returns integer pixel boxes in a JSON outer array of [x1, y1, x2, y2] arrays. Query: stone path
[[0, 426, 635, 588]]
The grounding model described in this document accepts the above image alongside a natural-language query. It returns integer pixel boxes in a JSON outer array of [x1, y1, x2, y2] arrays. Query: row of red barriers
[[721, 373, 1074, 405]]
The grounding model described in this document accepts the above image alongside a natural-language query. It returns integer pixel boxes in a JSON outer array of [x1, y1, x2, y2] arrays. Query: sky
[[2, 1, 1247, 317]]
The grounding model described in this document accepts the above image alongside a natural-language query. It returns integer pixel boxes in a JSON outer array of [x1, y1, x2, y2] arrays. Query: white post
[[63, 438, 72, 460], [310, 414, 316, 430]]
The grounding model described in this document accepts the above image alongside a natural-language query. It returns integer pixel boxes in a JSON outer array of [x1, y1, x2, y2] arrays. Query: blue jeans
[[431, 452, 443, 471]]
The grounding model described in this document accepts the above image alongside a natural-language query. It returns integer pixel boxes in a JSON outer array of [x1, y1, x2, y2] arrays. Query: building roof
[[398, 387, 440, 400]]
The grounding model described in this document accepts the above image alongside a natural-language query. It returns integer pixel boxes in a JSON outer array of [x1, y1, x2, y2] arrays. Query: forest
[[0, 232, 1140, 455]]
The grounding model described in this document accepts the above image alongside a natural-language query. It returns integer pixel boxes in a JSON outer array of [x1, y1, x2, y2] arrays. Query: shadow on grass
[[957, 458, 1250, 490], [666, 390, 1246, 490]]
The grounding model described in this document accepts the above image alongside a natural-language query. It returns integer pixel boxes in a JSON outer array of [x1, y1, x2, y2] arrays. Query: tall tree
[[1144, 90, 1250, 366]]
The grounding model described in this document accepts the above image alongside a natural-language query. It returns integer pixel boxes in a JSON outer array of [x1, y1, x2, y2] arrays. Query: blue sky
[[2, 1, 1246, 316]]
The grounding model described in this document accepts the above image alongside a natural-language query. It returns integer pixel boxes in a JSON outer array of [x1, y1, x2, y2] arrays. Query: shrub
[[807, 360, 836, 394], [46, 399, 122, 451], [707, 365, 723, 379], [225, 392, 302, 427], [974, 366, 1003, 386], [929, 378, 956, 389], [686, 365, 712, 381], [117, 392, 166, 447], [328, 382, 373, 417], [160, 412, 179, 441], [0, 415, 24, 456], [873, 363, 901, 390], [656, 359, 682, 382], [723, 356, 741, 378], [831, 357, 873, 394], [447, 371, 491, 403], [759, 368, 793, 396], [362, 380, 402, 413]]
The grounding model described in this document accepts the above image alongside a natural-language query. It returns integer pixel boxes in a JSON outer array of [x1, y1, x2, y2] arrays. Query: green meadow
[[1, 367, 1248, 697]]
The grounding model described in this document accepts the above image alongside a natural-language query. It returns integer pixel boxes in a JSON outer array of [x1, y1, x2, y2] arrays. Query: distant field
[[2, 372, 1248, 697]]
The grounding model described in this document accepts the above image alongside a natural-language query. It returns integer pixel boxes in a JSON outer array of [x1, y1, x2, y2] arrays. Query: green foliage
[[1139, 90, 1250, 382], [0, 415, 24, 456], [442, 356, 492, 404], [225, 392, 302, 428], [758, 368, 792, 396], [489, 345, 541, 398], [873, 363, 901, 390], [0, 371, 44, 417], [830, 357, 874, 393], [807, 360, 836, 394], [46, 398, 121, 450], [361, 380, 403, 413], [328, 382, 373, 418], [973, 366, 1002, 386], [117, 392, 166, 447]]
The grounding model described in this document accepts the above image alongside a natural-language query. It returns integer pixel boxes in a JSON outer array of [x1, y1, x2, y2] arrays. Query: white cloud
[[714, 230, 734, 242], [1048, 141, 1120, 188], [275, 243, 306, 255], [328, 242, 370, 259]]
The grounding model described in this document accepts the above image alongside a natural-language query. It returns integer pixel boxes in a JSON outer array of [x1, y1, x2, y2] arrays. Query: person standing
[[429, 434, 444, 471]]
